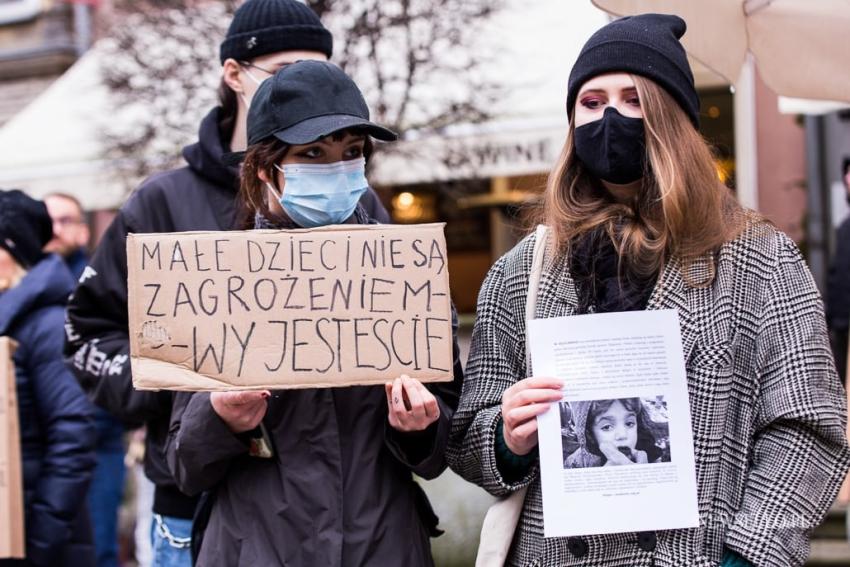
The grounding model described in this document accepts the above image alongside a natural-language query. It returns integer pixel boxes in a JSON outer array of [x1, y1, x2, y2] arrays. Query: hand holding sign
[[385, 376, 440, 432], [211, 390, 270, 433]]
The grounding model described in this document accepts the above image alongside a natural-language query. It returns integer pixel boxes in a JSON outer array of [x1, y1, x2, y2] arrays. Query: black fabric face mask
[[574, 106, 647, 184]]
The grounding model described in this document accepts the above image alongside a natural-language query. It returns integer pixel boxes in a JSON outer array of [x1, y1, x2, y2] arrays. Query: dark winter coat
[[64, 107, 392, 519], [165, 209, 464, 567], [0, 255, 97, 567], [827, 215, 850, 382]]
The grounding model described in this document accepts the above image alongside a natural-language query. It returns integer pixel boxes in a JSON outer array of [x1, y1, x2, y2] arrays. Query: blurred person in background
[[829, 158, 850, 544], [0, 190, 96, 567], [42, 192, 127, 567], [63, 1, 390, 566], [126, 429, 154, 567], [827, 157, 850, 384], [43, 193, 90, 279]]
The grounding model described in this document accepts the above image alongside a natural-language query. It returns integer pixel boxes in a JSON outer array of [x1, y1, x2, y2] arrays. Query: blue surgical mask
[[267, 157, 369, 228]]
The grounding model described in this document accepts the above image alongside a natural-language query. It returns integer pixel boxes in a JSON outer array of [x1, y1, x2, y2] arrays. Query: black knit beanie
[[0, 189, 53, 269], [566, 13, 700, 128], [220, 0, 333, 64]]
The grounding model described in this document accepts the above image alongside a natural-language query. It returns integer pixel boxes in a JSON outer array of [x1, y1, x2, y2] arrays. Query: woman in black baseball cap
[[167, 61, 463, 566], [235, 59, 397, 229]]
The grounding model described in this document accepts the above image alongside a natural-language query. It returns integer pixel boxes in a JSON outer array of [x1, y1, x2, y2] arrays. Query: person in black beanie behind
[[449, 13, 848, 567], [63, 2, 390, 566], [0, 190, 97, 567]]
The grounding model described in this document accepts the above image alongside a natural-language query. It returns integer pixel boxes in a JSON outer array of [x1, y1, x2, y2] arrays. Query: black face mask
[[574, 106, 647, 184]]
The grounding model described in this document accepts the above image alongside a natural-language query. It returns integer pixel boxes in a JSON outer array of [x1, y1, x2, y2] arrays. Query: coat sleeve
[[166, 392, 251, 496], [383, 305, 464, 480], [446, 256, 538, 497], [25, 308, 97, 566], [724, 233, 850, 566], [64, 209, 170, 425]]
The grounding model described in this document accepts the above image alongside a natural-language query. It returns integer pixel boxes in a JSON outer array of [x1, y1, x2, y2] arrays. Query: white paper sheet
[[530, 309, 699, 538]]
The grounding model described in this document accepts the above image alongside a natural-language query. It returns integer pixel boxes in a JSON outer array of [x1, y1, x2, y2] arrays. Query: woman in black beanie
[[0, 190, 97, 567], [448, 13, 848, 567]]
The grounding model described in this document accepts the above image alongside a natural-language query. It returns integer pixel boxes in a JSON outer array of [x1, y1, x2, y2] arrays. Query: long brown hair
[[538, 75, 747, 283]]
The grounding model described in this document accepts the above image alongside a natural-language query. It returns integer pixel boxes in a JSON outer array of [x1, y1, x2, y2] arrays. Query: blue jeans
[[150, 514, 192, 567], [88, 449, 126, 567]]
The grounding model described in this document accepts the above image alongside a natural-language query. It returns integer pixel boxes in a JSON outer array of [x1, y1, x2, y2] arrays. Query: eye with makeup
[[624, 91, 641, 107], [580, 95, 606, 110]]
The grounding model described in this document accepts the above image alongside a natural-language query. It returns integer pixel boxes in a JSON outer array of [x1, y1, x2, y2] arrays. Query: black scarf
[[569, 229, 658, 314]]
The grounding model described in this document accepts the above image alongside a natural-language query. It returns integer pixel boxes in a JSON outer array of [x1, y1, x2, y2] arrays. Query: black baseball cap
[[247, 60, 396, 148]]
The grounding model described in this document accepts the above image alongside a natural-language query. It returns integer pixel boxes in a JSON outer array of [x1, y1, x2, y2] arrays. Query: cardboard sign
[[0, 337, 25, 559], [128, 223, 454, 391]]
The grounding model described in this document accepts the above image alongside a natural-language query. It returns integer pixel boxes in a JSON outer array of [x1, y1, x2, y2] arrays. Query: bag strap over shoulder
[[475, 226, 549, 567], [525, 225, 549, 377]]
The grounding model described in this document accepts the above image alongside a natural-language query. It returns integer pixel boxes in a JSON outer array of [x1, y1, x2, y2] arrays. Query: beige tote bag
[[475, 225, 549, 567]]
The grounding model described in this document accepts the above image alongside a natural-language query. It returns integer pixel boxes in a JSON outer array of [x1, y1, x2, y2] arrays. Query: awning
[[0, 49, 133, 210]]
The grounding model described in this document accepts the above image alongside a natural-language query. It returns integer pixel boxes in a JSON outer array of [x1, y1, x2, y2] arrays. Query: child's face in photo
[[591, 400, 638, 452]]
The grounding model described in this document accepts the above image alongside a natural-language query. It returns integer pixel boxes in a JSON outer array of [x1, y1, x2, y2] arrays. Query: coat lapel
[[647, 257, 703, 365], [540, 256, 580, 318]]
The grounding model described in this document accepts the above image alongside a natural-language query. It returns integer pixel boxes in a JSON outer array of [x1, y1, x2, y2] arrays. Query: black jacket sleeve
[[383, 305, 464, 479], [166, 392, 251, 496], [64, 209, 171, 425], [25, 308, 97, 566]]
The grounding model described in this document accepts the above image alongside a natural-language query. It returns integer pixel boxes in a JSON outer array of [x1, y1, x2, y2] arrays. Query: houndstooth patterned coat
[[447, 222, 850, 567]]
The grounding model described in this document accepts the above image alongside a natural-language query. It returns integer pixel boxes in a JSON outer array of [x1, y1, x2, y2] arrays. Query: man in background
[[44, 193, 90, 278], [43, 191, 127, 567]]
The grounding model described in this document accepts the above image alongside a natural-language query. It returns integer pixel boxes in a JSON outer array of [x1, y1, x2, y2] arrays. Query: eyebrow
[[579, 86, 638, 97], [595, 411, 637, 423], [314, 135, 367, 146]]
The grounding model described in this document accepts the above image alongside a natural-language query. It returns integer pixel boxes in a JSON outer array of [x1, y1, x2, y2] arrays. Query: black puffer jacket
[[0, 255, 96, 567], [64, 107, 392, 519]]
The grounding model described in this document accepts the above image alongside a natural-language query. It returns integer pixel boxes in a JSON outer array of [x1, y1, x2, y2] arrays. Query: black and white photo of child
[[561, 396, 671, 469]]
